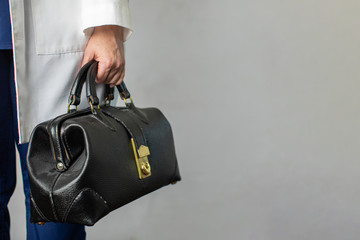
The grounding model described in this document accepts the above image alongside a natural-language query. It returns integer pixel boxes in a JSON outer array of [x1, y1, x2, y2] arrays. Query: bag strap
[[105, 82, 131, 101], [69, 60, 94, 106], [68, 60, 131, 109]]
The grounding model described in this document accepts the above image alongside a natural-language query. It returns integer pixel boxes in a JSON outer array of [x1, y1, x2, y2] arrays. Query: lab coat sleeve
[[82, 0, 133, 41]]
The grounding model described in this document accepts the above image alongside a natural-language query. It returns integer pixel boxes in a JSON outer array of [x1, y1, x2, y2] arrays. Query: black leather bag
[[26, 61, 181, 226]]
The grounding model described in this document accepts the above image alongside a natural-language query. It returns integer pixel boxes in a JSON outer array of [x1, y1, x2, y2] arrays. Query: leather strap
[[105, 81, 131, 100], [69, 60, 131, 107], [101, 108, 148, 150], [105, 85, 115, 101], [69, 60, 95, 105], [116, 82, 131, 99], [86, 62, 100, 105]]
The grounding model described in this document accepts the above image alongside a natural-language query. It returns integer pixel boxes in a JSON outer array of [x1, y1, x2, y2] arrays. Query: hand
[[81, 25, 126, 88]]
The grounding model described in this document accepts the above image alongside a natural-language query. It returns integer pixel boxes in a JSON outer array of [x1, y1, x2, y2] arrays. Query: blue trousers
[[0, 50, 86, 240]]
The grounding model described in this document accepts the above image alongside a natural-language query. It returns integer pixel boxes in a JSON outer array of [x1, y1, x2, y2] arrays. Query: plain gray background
[[9, 0, 360, 239]]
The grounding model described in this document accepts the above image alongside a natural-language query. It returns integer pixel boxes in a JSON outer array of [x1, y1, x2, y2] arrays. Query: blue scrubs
[[0, 1, 86, 239], [0, 0, 12, 49]]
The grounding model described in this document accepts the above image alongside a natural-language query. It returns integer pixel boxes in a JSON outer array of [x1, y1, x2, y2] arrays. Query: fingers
[[80, 25, 126, 87], [108, 72, 121, 88], [109, 68, 125, 88], [98, 59, 125, 87], [118, 68, 126, 86], [97, 60, 112, 83], [82, 55, 125, 87]]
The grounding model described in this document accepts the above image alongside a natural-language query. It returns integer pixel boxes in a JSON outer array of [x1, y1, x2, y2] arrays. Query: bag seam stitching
[[62, 188, 110, 222]]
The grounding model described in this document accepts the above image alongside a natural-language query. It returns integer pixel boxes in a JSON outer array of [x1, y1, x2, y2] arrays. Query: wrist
[[93, 25, 125, 42]]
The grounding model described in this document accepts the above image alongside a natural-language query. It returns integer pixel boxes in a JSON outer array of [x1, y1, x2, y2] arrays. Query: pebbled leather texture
[[26, 61, 181, 226]]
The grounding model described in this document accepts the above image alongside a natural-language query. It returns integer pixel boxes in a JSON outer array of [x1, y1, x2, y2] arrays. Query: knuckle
[[115, 61, 121, 69], [109, 76, 118, 84], [102, 59, 113, 69]]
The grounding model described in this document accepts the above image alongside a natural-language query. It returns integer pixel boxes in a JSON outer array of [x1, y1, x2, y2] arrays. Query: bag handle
[[104, 82, 131, 103], [68, 60, 93, 107], [68, 60, 132, 112]]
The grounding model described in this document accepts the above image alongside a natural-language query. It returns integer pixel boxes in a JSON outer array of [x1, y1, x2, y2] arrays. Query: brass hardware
[[56, 162, 64, 171], [104, 96, 111, 105], [130, 138, 151, 179], [141, 162, 151, 175], [121, 96, 134, 107], [138, 145, 150, 158], [171, 181, 177, 185], [89, 101, 94, 113], [67, 102, 72, 112], [37, 222, 46, 225], [67, 95, 77, 113], [88, 100, 100, 113]]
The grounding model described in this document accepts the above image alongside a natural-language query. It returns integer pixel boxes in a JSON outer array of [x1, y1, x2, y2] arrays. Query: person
[[0, 0, 133, 239]]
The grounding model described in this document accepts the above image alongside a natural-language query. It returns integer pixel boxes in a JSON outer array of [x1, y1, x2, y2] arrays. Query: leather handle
[[86, 62, 100, 105], [105, 85, 115, 101], [69, 60, 131, 107], [105, 80, 131, 101], [69, 60, 95, 105], [117, 82, 131, 99]]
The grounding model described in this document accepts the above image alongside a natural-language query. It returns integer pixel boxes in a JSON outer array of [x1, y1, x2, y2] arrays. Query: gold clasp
[[130, 138, 151, 179], [121, 96, 134, 107], [104, 96, 111, 105], [88, 99, 100, 113], [67, 95, 77, 113]]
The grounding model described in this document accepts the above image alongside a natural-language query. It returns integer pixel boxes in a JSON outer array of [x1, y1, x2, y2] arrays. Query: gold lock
[[37, 222, 46, 225], [131, 138, 151, 179], [141, 162, 151, 175]]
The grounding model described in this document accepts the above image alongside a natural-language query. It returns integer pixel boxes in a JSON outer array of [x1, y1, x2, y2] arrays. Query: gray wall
[[9, 0, 360, 239]]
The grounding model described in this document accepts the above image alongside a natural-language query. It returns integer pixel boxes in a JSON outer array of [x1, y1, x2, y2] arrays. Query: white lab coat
[[9, 0, 133, 143]]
